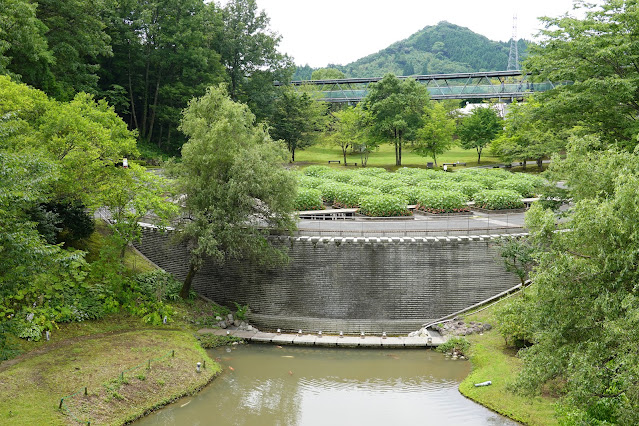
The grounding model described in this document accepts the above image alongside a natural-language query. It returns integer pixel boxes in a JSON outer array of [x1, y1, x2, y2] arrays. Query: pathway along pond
[[136, 344, 517, 425]]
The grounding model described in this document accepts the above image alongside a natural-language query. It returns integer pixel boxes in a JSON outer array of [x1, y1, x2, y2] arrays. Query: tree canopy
[[173, 85, 297, 298], [361, 74, 430, 166], [458, 106, 501, 164], [525, 0, 639, 149], [413, 102, 457, 166]]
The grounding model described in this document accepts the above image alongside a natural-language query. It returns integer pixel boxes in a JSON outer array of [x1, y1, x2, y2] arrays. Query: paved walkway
[[198, 328, 445, 348]]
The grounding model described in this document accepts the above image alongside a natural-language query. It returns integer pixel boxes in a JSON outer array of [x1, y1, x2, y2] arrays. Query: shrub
[[348, 174, 377, 187], [494, 179, 536, 198], [356, 167, 388, 176], [318, 181, 349, 204], [474, 190, 524, 210], [294, 188, 324, 210], [416, 180, 457, 192], [436, 336, 471, 356], [324, 170, 354, 183], [303, 165, 332, 177], [452, 181, 487, 199], [358, 194, 411, 217], [416, 190, 470, 213], [390, 187, 430, 205], [298, 175, 325, 189], [333, 185, 380, 208]]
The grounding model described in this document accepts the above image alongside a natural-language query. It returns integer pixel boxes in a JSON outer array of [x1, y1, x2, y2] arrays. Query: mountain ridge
[[293, 21, 528, 80]]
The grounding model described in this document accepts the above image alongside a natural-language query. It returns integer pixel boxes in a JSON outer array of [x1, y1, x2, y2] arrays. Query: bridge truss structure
[[282, 70, 558, 104]]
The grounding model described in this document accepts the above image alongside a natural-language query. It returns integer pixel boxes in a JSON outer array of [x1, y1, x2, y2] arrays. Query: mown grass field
[[294, 141, 500, 170], [459, 300, 559, 425]]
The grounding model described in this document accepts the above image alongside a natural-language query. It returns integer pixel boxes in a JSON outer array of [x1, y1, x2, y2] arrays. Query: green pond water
[[136, 344, 518, 425]]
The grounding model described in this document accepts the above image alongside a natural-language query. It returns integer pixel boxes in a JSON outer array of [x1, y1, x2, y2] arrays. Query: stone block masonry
[[135, 229, 520, 334]]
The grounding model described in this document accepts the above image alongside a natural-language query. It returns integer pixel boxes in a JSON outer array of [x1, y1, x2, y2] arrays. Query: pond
[[136, 344, 517, 425]]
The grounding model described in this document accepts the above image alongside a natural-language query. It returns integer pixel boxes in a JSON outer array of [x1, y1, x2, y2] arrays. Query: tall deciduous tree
[[514, 136, 639, 424], [0, 0, 52, 85], [220, 0, 293, 121], [458, 106, 501, 164], [525, 0, 639, 149], [414, 102, 456, 166], [269, 86, 327, 162], [362, 74, 429, 166], [173, 85, 297, 299]]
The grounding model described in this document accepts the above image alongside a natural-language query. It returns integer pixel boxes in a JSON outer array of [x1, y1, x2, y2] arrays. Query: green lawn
[[459, 302, 559, 425], [294, 141, 500, 170]]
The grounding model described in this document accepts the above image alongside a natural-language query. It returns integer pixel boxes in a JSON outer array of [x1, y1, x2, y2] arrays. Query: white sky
[[219, 0, 596, 68]]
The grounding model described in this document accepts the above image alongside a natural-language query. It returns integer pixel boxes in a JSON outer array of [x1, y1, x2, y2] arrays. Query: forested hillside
[[294, 22, 528, 79]]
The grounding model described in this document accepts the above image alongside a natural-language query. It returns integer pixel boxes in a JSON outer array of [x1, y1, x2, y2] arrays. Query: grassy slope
[[0, 229, 220, 425], [460, 303, 558, 425], [294, 142, 499, 170], [0, 327, 218, 425]]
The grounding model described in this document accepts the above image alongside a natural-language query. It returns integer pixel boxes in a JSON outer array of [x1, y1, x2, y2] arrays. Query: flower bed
[[332, 185, 380, 208], [473, 189, 524, 210], [416, 190, 471, 214], [294, 188, 324, 211], [358, 194, 412, 217]]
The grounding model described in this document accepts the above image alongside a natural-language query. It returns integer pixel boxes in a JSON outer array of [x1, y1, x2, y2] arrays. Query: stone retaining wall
[[135, 228, 521, 334]]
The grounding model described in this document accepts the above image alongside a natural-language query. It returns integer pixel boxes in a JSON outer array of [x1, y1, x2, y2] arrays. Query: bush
[[303, 165, 332, 177], [474, 190, 524, 210], [494, 179, 536, 198], [348, 174, 378, 187], [390, 187, 429, 205], [358, 194, 411, 217], [333, 185, 380, 208], [416, 179, 457, 192], [318, 181, 349, 204], [451, 181, 487, 199], [416, 190, 470, 213], [436, 336, 471, 356], [298, 175, 325, 189], [356, 167, 388, 176], [294, 188, 324, 210]]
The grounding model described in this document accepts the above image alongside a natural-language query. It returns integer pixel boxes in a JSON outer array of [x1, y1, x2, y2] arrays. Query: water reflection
[[136, 345, 517, 426]]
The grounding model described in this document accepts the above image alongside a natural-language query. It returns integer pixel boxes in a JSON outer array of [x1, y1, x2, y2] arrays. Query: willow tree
[[174, 85, 297, 299]]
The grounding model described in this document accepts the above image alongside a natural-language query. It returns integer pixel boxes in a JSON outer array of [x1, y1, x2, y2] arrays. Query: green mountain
[[294, 22, 527, 80]]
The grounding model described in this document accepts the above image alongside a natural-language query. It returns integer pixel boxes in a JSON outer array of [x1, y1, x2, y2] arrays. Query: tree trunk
[[477, 147, 482, 165], [147, 73, 161, 143], [537, 157, 543, 170], [158, 124, 163, 149], [398, 139, 402, 166], [127, 50, 139, 131], [342, 145, 348, 166], [180, 262, 198, 299]]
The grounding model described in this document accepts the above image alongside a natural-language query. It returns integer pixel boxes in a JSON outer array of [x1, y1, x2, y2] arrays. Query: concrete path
[[198, 328, 445, 348]]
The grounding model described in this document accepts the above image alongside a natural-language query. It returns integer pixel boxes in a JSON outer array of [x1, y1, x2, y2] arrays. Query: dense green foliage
[[525, 0, 639, 150], [0, 0, 291, 155], [414, 102, 457, 166], [294, 188, 323, 211], [458, 106, 502, 164], [416, 190, 469, 214], [361, 74, 430, 166], [498, 138, 639, 423], [333, 22, 528, 78], [172, 85, 297, 298], [358, 194, 411, 217], [473, 190, 524, 210]]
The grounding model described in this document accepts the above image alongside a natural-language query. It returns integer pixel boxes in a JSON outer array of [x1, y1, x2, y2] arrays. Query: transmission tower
[[507, 15, 519, 70]]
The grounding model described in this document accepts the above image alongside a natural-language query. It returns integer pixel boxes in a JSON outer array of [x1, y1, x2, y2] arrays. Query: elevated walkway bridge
[[279, 70, 561, 103]]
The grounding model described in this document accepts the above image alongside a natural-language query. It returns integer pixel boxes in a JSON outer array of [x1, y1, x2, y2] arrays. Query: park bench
[[328, 160, 341, 164]]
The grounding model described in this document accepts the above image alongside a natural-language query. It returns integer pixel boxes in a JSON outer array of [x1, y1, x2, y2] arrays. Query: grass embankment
[[459, 302, 558, 425], [0, 327, 218, 425], [295, 143, 500, 170]]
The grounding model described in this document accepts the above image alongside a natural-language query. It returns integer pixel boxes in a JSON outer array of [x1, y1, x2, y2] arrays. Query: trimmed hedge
[[298, 175, 325, 189], [358, 194, 411, 217], [416, 190, 470, 214], [303, 165, 333, 177], [474, 190, 525, 210], [294, 188, 324, 211]]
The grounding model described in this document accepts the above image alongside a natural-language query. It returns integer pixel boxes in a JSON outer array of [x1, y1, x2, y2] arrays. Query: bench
[[328, 160, 341, 164], [442, 163, 456, 167], [455, 161, 467, 166]]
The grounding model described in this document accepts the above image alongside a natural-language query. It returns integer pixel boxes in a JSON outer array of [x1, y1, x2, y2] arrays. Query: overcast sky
[[219, 0, 597, 68]]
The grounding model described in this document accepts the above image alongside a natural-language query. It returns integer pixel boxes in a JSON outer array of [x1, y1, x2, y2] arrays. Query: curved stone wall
[[135, 228, 520, 334]]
